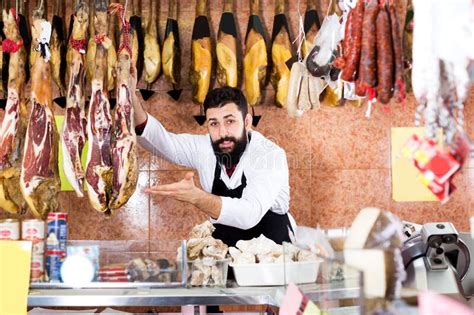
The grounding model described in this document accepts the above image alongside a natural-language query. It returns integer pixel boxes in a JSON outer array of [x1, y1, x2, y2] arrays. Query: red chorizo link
[[376, 5, 394, 104], [359, 0, 379, 90], [341, 0, 365, 81], [388, 1, 404, 92], [342, 6, 355, 61]]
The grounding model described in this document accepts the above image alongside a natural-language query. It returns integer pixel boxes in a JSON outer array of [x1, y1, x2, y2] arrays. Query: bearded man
[[134, 87, 295, 247]]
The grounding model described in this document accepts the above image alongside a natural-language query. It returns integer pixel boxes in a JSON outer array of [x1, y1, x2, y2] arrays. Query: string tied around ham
[[94, 34, 107, 44], [108, 3, 132, 58], [70, 37, 87, 54], [2, 38, 23, 53]]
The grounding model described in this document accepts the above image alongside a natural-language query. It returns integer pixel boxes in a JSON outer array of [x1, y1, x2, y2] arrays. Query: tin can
[[30, 253, 45, 282], [46, 213, 68, 252], [22, 219, 46, 254], [22, 219, 45, 240], [0, 219, 20, 240], [45, 250, 65, 283]]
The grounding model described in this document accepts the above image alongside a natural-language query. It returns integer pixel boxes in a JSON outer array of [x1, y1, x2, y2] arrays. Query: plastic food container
[[230, 259, 323, 286], [187, 258, 229, 287]]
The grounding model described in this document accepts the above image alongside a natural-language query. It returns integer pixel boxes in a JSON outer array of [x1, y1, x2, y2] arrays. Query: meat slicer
[[401, 222, 474, 299]]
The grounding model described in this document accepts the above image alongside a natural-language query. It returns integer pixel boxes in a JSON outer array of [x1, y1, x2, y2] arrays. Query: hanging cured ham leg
[[216, 0, 238, 87], [0, 9, 28, 214], [140, 0, 161, 100], [20, 14, 61, 219], [85, 0, 113, 214], [162, 0, 182, 100], [270, 0, 293, 108], [243, 0, 267, 107], [143, 0, 161, 86], [190, 0, 212, 104], [61, 2, 89, 198]]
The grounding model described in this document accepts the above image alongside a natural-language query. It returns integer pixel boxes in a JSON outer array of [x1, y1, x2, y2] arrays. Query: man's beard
[[212, 128, 248, 168]]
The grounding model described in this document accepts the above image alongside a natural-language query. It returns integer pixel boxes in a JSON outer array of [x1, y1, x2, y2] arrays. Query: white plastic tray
[[230, 259, 322, 286]]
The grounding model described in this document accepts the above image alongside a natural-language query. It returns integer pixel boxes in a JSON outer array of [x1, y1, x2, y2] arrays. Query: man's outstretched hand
[[146, 172, 200, 203], [145, 172, 222, 219]]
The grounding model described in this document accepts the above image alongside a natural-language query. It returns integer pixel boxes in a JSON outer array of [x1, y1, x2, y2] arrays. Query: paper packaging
[[0, 241, 32, 315], [67, 245, 100, 280]]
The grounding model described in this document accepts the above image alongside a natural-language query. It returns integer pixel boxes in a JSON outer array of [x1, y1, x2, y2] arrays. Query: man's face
[[207, 103, 252, 164]]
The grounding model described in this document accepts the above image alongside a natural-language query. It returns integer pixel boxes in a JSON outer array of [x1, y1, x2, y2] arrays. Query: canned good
[[32, 239, 45, 255], [47, 213, 68, 252], [22, 219, 45, 240], [0, 219, 20, 240], [30, 253, 44, 283], [45, 250, 65, 283]]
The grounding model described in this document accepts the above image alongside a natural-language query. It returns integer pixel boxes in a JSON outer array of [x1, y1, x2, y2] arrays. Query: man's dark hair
[[203, 87, 248, 118]]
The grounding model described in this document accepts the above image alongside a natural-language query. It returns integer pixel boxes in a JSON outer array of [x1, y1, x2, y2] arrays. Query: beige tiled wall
[[0, 0, 472, 241]]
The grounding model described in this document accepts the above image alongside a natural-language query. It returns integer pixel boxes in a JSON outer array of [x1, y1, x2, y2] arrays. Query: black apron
[[211, 160, 293, 247]]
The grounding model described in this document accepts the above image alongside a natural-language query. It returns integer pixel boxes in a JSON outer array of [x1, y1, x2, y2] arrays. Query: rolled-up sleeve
[[214, 148, 289, 230], [137, 114, 204, 169]]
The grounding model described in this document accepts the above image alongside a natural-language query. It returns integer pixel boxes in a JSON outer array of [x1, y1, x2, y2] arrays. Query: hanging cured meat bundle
[[190, 0, 212, 104], [162, 0, 181, 99], [301, 0, 321, 59], [143, 0, 161, 87], [67, 2, 89, 82], [20, 14, 60, 219], [108, 2, 138, 211], [216, 0, 238, 88], [243, 0, 267, 106], [0, 9, 28, 214], [61, 2, 89, 198], [270, 0, 293, 108]]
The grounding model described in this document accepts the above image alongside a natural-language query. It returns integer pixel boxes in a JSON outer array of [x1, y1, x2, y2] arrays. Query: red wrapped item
[[402, 134, 470, 203], [98, 264, 130, 282]]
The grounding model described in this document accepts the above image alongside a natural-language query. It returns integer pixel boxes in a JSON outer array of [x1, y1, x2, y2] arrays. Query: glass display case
[[28, 240, 365, 313], [30, 240, 187, 289]]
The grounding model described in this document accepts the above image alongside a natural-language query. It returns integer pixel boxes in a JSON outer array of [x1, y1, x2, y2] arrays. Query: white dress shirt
[[138, 114, 294, 230]]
